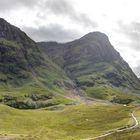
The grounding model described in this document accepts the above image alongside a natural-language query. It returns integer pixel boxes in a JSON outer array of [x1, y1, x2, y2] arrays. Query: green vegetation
[[0, 38, 20, 48], [0, 104, 133, 140], [94, 108, 140, 140], [39, 32, 140, 93], [0, 84, 75, 109], [0, 19, 75, 109], [0, 45, 75, 108], [85, 86, 139, 104], [0, 19, 140, 109], [97, 128, 140, 140], [1, 19, 140, 140]]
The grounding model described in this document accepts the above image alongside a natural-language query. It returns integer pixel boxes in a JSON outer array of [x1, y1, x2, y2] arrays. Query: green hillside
[[0, 18, 75, 109]]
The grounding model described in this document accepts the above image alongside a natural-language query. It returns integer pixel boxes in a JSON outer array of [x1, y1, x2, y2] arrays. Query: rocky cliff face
[[39, 32, 140, 92]]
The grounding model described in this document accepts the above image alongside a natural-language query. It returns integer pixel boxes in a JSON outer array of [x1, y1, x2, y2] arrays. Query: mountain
[[0, 18, 140, 109], [1, 18, 140, 140], [0, 18, 74, 109], [39, 32, 140, 102]]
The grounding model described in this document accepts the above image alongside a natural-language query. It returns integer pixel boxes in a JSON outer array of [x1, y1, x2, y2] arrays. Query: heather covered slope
[[0, 18, 73, 87], [39, 32, 140, 102], [0, 18, 75, 108]]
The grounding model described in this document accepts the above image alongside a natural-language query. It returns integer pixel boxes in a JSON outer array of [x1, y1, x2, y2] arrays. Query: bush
[[110, 98, 133, 104]]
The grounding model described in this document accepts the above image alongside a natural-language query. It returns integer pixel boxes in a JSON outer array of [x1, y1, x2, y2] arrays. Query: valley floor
[[0, 103, 139, 140]]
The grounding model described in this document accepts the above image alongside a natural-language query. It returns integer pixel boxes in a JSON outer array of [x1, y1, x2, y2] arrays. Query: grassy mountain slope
[[0, 18, 75, 108], [39, 32, 140, 103]]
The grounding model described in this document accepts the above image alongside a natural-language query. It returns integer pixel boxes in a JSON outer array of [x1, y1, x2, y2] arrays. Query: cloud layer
[[0, 0, 37, 11], [116, 21, 140, 76], [118, 21, 140, 51], [45, 0, 98, 27], [23, 24, 81, 42], [134, 65, 140, 77]]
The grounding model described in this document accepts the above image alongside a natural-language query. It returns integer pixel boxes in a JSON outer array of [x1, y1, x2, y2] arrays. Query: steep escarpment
[[39, 32, 140, 101], [0, 18, 74, 108], [0, 18, 40, 85], [0, 18, 73, 87]]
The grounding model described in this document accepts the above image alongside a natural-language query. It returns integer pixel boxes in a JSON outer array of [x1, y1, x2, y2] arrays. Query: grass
[[0, 38, 21, 48], [0, 54, 76, 108], [95, 107, 140, 140], [85, 86, 139, 103], [0, 103, 133, 140], [0, 84, 76, 109], [97, 128, 140, 140]]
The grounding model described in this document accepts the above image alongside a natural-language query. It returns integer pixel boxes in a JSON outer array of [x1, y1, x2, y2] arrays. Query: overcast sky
[[0, 0, 140, 77]]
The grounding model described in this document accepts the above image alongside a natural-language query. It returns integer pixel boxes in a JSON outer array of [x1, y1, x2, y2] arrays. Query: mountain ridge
[[0, 18, 140, 108]]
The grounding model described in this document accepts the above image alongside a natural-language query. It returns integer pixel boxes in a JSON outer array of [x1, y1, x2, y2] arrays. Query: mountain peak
[[0, 18, 7, 23], [0, 18, 34, 45], [0, 17, 16, 31], [0, 18, 19, 40], [81, 31, 109, 41]]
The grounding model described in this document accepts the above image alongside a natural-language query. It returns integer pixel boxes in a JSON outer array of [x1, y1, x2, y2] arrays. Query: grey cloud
[[117, 21, 140, 50], [0, 0, 37, 11], [0, 0, 98, 28], [22, 24, 81, 42], [133, 59, 140, 77], [45, 0, 72, 15], [44, 0, 98, 28], [133, 65, 140, 77]]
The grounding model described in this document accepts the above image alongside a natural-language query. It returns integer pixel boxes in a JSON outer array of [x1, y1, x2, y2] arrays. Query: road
[[116, 112, 138, 132]]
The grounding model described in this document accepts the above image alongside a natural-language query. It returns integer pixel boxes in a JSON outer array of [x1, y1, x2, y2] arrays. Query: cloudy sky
[[0, 0, 140, 77]]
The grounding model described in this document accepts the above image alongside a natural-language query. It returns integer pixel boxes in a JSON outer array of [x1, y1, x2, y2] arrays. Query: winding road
[[82, 111, 139, 140]]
